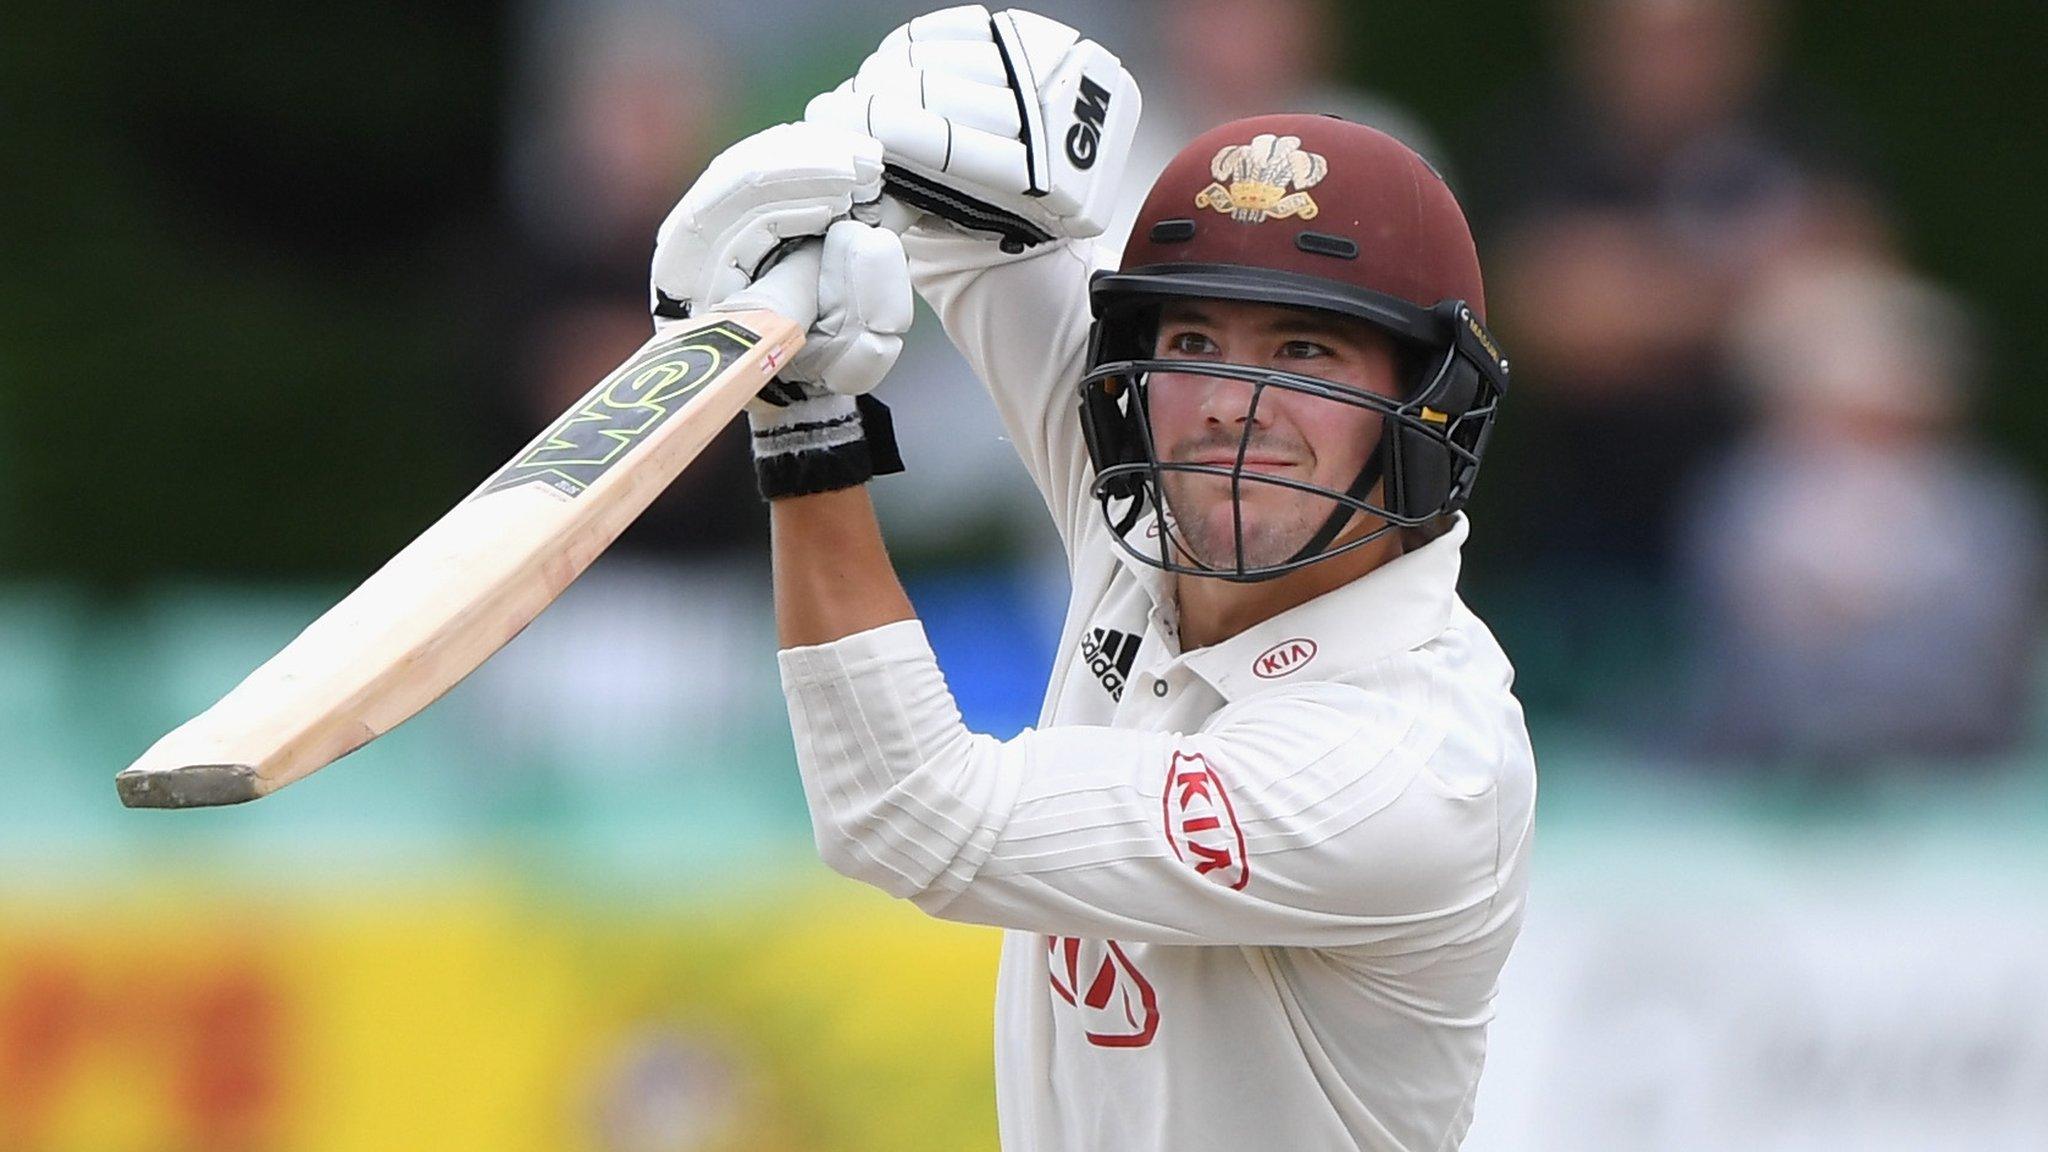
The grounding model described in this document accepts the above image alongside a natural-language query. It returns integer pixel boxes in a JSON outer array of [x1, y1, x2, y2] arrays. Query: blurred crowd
[[1454, 0, 2042, 769], [2, 9, 2040, 1147], [475, 0, 2042, 778], [4, 0, 2039, 785]]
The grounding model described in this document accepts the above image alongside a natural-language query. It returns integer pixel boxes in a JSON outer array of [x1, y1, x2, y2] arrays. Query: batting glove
[[707, 222, 913, 499], [650, 120, 884, 330], [805, 5, 1141, 251]]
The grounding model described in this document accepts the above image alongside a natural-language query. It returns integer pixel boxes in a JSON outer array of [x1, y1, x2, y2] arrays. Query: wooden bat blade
[[116, 309, 803, 809]]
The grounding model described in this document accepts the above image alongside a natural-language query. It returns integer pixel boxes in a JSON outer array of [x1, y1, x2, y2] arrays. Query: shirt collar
[[1109, 507, 1184, 627], [1177, 514, 1468, 701]]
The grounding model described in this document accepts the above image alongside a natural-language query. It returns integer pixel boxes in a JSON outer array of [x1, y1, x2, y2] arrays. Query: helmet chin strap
[[1278, 440, 1387, 568]]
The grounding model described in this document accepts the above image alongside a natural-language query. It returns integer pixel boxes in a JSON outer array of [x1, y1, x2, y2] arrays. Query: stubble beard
[[1160, 471, 1332, 572]]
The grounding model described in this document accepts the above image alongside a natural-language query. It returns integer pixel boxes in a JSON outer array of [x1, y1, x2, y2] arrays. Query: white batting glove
[[791, 218, 914, 396], [650, 120, 884, 326], [709, 218, 913, 399], [705, 223, 914, 498], [652, 120, 914, 394], [805, 5, 1141, 251]]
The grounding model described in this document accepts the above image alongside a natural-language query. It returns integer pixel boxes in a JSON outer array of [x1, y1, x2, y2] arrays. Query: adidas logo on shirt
[[1079, 627, 1141, 701]]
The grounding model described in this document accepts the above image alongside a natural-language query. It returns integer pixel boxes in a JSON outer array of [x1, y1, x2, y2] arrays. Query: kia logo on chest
[[1252, 637, 1318, 679]]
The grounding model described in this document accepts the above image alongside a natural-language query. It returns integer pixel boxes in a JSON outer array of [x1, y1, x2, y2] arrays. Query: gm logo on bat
[[477, 321, 758, 499]]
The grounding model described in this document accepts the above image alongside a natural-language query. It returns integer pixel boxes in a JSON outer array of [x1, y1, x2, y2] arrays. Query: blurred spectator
[[1678, 255, 2043, 766], [1111, 0, 1446, 247], [1463, 0, 1889, 577], [492, 0, 762, 559], [448, 1, 777, 793], [506, 2, 730, 277], [1456, 0, 1895, 722]]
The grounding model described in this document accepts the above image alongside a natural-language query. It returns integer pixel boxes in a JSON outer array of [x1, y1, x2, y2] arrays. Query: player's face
[[1146, 299, 1400, 571]]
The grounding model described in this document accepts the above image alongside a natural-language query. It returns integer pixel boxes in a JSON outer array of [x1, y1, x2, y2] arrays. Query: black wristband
[[751, 392, 905, 500], [856, 394, 906, 478]]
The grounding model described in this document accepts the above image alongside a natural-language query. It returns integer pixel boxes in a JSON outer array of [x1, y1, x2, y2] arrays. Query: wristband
[[748, 385, 905, 500]]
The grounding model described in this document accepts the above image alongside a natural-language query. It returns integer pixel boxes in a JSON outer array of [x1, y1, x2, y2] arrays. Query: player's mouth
[[1180, 454, 1301, 476]]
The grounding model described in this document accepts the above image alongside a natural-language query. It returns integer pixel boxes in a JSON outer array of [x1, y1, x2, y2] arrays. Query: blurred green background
[[2, 1, 2042, 580], [5, 1, 2048, 1149]]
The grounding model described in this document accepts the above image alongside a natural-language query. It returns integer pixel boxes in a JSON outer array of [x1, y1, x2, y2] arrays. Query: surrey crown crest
[[1195, 134, 1327, 223]]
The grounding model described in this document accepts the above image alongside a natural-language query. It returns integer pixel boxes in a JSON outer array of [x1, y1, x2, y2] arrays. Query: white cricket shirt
[[778, 227, 1536, 1151]]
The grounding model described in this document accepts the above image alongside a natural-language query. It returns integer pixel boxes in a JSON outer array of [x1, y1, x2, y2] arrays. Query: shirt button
[[1152, 680, 1169, 698]]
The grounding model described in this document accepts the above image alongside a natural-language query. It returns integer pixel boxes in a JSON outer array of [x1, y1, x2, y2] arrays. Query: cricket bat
[[115, 307, 804, 808]]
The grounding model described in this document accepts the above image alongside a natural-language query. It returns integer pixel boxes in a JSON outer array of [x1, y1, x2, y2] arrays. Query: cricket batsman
[[649, 7, 1534, 1148]]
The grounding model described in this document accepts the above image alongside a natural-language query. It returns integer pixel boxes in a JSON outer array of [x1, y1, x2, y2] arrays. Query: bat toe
[[116, 764, 262, 809]]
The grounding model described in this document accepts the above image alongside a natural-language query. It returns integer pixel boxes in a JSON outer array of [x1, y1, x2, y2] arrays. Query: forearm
[[771, 490, 1007, 904], [771, 487, 917, 648]]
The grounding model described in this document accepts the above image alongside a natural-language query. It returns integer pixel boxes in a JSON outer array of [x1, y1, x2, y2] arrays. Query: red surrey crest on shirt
[[1047, 936, 1160, 1048], [1162, 751, 1251, 891]]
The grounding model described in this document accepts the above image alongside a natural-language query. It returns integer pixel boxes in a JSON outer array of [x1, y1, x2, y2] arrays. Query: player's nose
[[1193, 372, 1265, 426]]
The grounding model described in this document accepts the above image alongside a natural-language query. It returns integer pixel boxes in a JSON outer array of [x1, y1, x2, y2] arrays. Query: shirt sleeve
[[898, 225, 1104, 551], [779, 619, 1512, 952]]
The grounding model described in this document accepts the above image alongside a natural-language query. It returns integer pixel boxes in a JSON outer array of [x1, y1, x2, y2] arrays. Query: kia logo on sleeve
[[1161, 751, 1249, 891], [1252, 637, 1318, 679]]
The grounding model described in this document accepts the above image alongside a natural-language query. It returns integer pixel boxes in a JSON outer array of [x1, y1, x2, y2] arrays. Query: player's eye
[[1164, 331, 1219, 356], [1277, 339, 1333, 360]]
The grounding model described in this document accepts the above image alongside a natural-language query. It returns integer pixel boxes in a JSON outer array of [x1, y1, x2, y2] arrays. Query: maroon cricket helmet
[[1078, 113, 1511, 581], [1119, 113, 1487, 320]]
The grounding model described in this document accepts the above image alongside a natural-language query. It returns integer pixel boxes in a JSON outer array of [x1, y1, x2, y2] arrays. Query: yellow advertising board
[[0, 880, 1002, 1152]]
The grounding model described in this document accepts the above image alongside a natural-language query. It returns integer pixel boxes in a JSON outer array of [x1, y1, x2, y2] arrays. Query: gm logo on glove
[[1064, 75, 1112, 169]]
